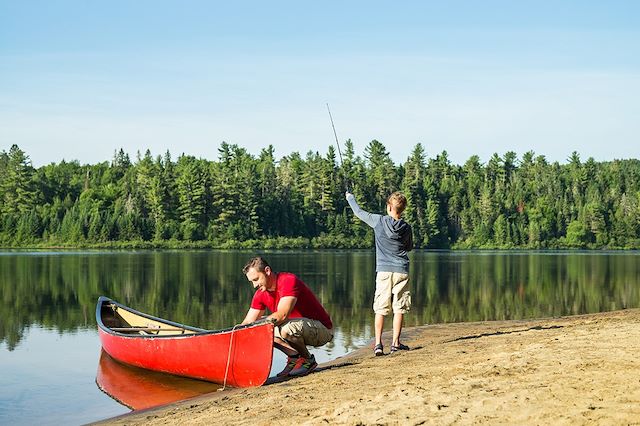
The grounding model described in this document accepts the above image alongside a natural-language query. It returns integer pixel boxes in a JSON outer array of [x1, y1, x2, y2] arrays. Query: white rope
[[218, 323, 240, 391]]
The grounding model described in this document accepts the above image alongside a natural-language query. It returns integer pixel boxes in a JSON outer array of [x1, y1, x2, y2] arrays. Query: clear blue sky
[[1, 1, 639, 167]]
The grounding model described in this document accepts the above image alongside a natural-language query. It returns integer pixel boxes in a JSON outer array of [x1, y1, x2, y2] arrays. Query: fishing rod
[[326, 103, 345, 167], [326, 103, 350, 192]]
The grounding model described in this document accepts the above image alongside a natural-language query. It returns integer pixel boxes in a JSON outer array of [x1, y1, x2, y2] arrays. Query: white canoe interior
[[104, 303, 197, 336]]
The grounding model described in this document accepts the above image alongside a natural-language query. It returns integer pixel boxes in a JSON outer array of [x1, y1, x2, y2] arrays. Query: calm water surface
[[1, 250, 639, 425]]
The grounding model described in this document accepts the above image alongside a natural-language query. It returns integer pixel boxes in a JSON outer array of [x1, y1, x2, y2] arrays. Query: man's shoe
[[277, 355, 301, 377], [289, 355, 317, 376], [374, 343, 384, 356]]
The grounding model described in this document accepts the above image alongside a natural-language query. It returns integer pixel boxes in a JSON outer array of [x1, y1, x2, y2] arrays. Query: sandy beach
[[96, 309, 640, 425]]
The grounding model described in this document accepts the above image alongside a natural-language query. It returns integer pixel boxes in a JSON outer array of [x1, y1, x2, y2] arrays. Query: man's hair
[[242, 256, 271, 274], [387, 192, 408, 215]]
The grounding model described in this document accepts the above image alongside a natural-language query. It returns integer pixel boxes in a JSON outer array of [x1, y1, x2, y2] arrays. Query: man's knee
[[278, 327, 291, 340], [278, 319, 332, 347], [277, 320, 304, 341]]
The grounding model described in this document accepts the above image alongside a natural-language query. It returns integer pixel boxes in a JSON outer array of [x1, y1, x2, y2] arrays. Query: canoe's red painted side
[[97, 297, 274, 388]]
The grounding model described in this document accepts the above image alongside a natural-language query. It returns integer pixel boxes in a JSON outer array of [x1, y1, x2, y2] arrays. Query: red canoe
[[96, 296, 275, 388]]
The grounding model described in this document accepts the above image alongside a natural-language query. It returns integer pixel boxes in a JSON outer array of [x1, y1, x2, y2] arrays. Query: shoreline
[[94, 309, 640, 425]]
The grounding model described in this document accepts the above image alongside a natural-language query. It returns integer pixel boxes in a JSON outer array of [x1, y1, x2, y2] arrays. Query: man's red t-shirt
[[250, 272, 333, 329]]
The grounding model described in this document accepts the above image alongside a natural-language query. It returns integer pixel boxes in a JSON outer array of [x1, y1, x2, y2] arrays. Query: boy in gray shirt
[[346, 191, 413, 356]]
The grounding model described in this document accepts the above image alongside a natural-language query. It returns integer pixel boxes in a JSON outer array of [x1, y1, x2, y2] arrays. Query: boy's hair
[[242, 256, 271, 274], [387, 192, 407, 215]]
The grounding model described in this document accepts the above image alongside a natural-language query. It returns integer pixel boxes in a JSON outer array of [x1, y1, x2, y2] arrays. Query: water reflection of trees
[[409, 251, 640, 325], [1, 251, 639, 351]]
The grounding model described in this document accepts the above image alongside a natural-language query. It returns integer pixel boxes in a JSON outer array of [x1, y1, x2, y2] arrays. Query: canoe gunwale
[[96, 296, 274, 339]]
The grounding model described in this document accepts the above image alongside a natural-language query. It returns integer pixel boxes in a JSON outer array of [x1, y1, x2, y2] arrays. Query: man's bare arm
[[268, 296, 297, 325], [241, 308, 264, 325]]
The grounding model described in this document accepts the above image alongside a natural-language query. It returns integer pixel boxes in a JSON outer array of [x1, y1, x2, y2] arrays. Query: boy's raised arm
[[346, 192, 380, 228]]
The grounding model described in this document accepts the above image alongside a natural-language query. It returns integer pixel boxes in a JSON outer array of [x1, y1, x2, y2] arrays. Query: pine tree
[[0, 145, 37, 215]]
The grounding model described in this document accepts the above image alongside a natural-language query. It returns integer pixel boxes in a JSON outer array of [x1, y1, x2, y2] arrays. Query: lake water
[[1, 250, 639, 425]]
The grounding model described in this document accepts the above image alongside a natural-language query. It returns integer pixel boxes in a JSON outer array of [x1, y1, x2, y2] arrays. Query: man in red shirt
[[241, 257, 333, 377]]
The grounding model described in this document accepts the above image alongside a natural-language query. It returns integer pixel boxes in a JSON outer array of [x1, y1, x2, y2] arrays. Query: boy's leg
[[391, 273, 411, 347], [375, 313, 385, 345], [373, 272, 393, 347], [392, 312, 404, 347]]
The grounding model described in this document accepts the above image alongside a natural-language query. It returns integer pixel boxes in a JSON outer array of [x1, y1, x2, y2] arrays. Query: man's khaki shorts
[[373, 271, 411, 315], [275, 318, 334, 347]]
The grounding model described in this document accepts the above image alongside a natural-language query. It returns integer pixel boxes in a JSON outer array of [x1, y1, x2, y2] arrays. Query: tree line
[[1, 141, 639, 249]]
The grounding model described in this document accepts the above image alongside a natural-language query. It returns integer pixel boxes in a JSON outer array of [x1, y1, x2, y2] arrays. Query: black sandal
[[390, 343, 410, 352], [374, 343, 384, 356]]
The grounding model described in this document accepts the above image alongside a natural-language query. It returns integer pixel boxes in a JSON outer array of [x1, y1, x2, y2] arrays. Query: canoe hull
[[96, 297, 274, 388]]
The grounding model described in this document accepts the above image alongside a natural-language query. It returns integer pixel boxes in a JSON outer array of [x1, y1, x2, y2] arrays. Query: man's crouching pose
[[241, 257, 333, 376]]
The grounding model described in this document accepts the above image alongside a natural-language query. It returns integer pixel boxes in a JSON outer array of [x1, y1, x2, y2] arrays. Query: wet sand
[[95, 309, 640, 425]]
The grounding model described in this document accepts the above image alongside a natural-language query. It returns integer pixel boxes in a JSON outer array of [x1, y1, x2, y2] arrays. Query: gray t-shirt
[[347, 194, 413, 274]]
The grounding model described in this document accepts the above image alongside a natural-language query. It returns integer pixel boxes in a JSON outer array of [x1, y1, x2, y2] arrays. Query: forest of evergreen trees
[[1, 141, 639, 249]]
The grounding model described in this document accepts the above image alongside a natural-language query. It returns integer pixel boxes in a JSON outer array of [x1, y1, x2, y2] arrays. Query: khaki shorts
[[274, 318, 334, 347], [373, 271, 411, 315]]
